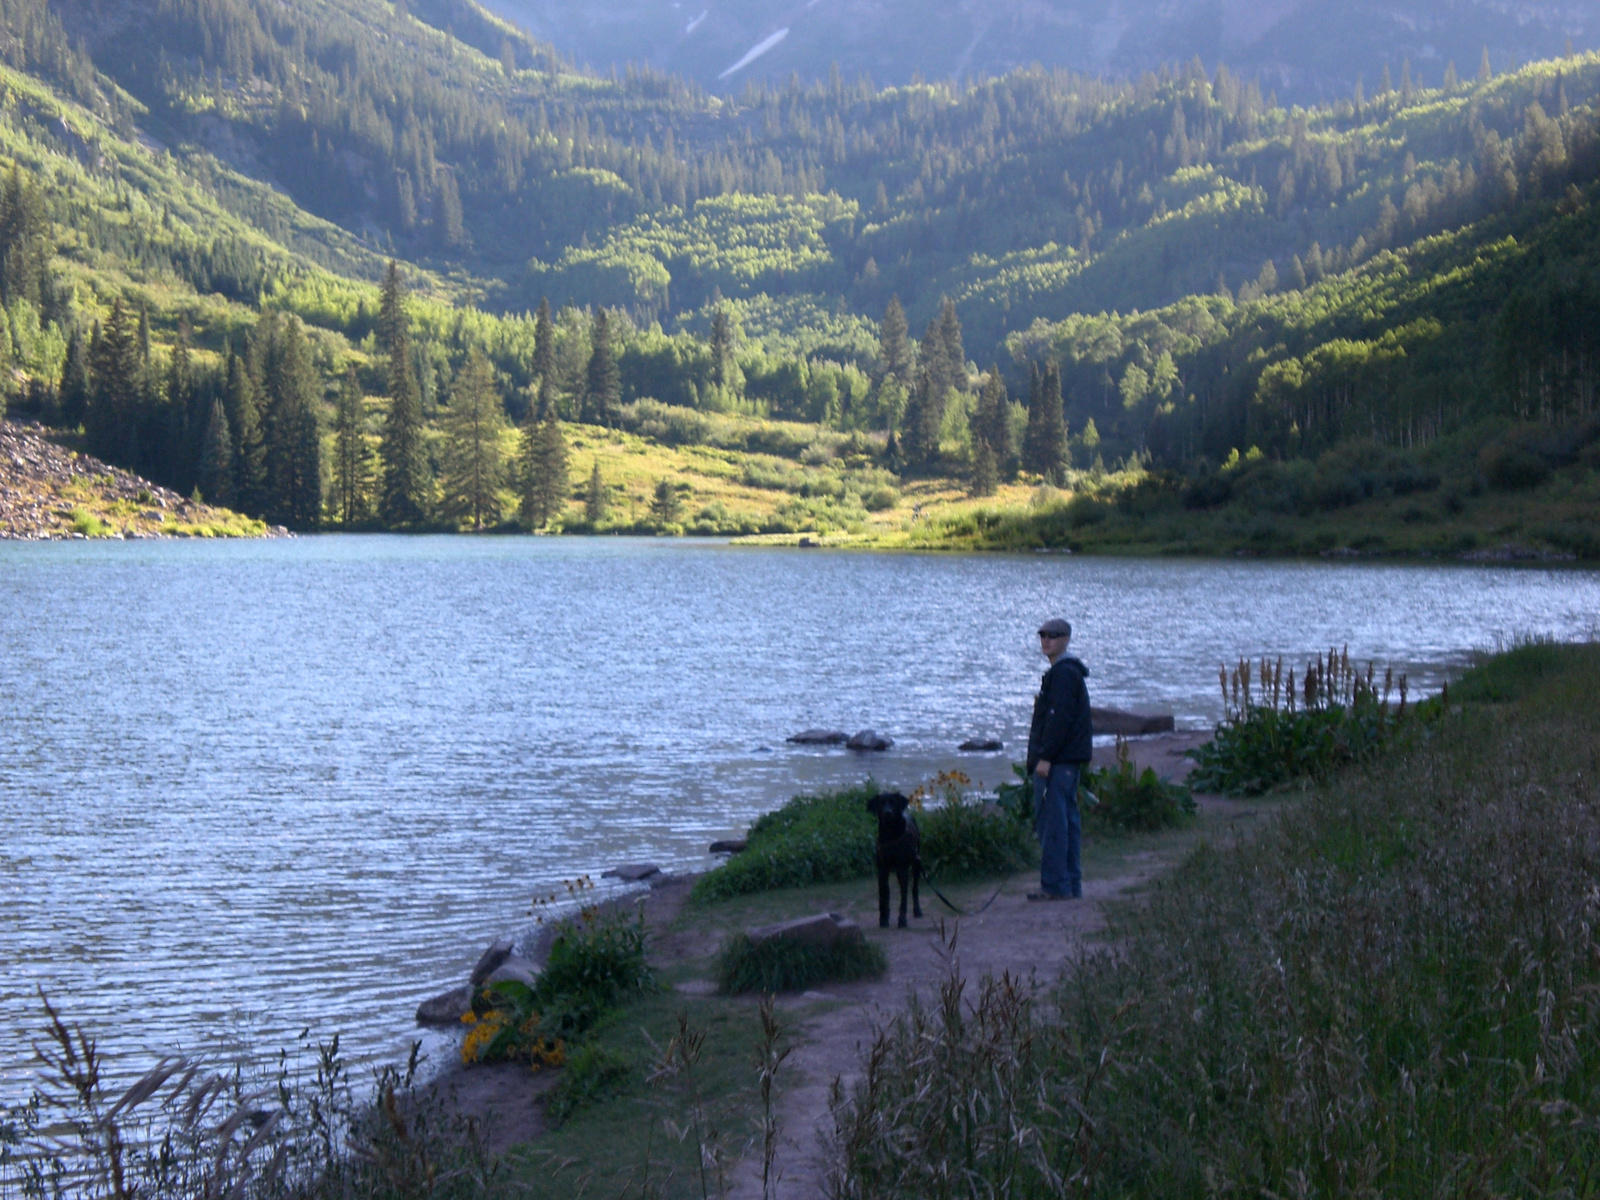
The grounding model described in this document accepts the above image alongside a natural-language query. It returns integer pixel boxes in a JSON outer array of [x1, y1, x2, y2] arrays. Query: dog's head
[[866, 791, 912, 837]]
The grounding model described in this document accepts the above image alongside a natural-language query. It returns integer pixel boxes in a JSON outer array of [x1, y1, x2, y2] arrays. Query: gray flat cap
[[1037, 618, 1072, 637]]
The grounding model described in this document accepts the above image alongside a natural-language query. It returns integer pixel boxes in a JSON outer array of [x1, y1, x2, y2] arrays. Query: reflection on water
[[2, 536, 1596, 1093]]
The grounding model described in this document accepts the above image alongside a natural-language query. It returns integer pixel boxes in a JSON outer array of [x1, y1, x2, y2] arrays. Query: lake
[[2, 537, 1597, 1096]]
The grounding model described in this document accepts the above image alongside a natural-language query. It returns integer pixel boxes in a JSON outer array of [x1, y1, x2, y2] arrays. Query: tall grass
[[1188, 647, 1418, 795], [829, 643, 1600, 1197], [1, 996, 497, 1200]]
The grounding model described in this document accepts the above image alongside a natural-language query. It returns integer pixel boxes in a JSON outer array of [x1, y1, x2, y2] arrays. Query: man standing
[[1026, 618, 1092, 900]]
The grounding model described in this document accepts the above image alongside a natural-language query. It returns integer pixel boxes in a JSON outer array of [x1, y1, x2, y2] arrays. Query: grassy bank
[[830, 641, 1600, 1197]]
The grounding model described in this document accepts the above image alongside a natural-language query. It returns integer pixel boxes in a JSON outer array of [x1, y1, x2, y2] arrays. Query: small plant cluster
[[1082, 738, 1196, 833], [716, 932, 887, 995], [1187, 647, 1415, 796], [464, 898, 655, 1069], [690, 784, 881, 904], [1, 998, 497, 1200], [912, 771, 1037, 880]]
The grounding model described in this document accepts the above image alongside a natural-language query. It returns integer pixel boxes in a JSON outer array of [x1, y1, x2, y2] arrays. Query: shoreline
[[415, 727, 1217, 1162]]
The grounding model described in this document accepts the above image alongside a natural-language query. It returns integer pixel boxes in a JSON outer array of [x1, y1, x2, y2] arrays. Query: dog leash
[[926, 881, 1005, 917]]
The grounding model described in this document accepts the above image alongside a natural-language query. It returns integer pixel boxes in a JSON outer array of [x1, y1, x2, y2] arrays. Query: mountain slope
[[483, 0, 1600, 101]]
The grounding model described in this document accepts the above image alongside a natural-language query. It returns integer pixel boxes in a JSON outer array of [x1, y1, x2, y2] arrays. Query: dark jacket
[[1027, 656, 1092, 771]]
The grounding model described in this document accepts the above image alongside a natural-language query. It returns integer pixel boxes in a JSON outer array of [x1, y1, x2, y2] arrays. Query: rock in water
[[416, 985, 473, 1026], [469, 938, 515, 986], [846, 729, 893, 751], [787, 729, 848, 745], [1090, 707, 1176, 736], [603, 863, 662, 882], [959, 737, 1004, 751], [746, 912, 865, 951], [709, 838, 748, 854]]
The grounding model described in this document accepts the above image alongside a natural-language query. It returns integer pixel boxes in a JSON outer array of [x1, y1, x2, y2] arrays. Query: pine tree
[[969, 440, 997, 497], [532, 297, 556, 417], [878, 294, 911, 383], [973, 367, 1014, 479], [262, 315, 324, 528], [710, 305, 734, 389], [584, 307, 620, 426], [58, 327, 88, 428], [519, 407, 568, 530], [1023, 361, 1066, 482], [936, 297, 965, 393], [584, 459, 607, 525], [900, 360, 943, 469], [649, 477, 683, 526], [197, 397, 234, 508], [224, 341, 267, 514], [1479, 47, 1492, 82], [86, 298, 137, 463], [438, 346, 506, 531], [0, 163, 47, 307], [332, 368, 373, 526], [162, 320, 195, 488], [377, 261, 430, 527]]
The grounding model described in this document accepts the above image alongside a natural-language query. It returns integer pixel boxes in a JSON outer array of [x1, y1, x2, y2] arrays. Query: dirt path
[[721, 731, 1238, 1199]]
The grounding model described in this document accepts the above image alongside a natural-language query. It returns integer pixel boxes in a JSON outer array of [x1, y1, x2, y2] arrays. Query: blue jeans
[[1034, 763, 1083, 897]]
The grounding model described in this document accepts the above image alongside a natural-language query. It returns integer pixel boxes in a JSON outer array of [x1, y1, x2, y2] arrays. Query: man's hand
[[1034, 759, 1052, 779]]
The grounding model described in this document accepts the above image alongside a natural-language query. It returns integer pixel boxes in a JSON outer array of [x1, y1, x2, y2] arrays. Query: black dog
[[866, 792, 923, 928]]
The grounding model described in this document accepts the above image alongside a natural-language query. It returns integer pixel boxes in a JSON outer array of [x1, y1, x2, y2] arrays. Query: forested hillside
[[490, 0, 1598, 104], [0, 0, 1594, 554]]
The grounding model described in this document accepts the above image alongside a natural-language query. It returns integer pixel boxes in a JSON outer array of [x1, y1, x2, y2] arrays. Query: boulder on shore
[[788, 729, 848, 745], [1091, 707, 1176, 736], [603, 863, 662, 882], [846, 729, 893, 751], [746, 912, 864, 951], [959, 737, 1004, 752], [484, 955, 538, 989], [416, 985, 473, 1026], [469, 938, 515, 987]]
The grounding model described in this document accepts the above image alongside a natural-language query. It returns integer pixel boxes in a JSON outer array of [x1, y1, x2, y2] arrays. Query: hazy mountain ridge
[[482, 0, 1599, 99]]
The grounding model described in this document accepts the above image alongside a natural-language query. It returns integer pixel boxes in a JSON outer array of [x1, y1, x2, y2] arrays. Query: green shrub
[[716, 931, 887, 994], [1083, 742, 1195, 832], [468, 906, 654, 1064], [863, 485, 899, 511], [544, 1042, 633, 1125], [918, 793, 1036, 880], [70, 508, 110, 536], [691, 783, 878, 904], [1187, 651, 1411, 796]]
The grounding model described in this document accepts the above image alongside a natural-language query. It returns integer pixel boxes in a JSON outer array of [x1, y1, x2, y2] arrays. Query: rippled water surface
[[3, 537, 1597, 1094]]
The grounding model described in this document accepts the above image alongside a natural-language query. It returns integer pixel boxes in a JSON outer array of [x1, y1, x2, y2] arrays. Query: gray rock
[[746, 912, 865, 951], [485, 955, 538, 990], [469, 938, 515, 986], [416, 985, 473, 1026], [846, 729, 893, 751], [602, 863, 662, 882], [709, 838, 748, 855], [959, 737, 1004, 752], [1090, 707, 1176, 737], [787, 729, 848, 745]]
